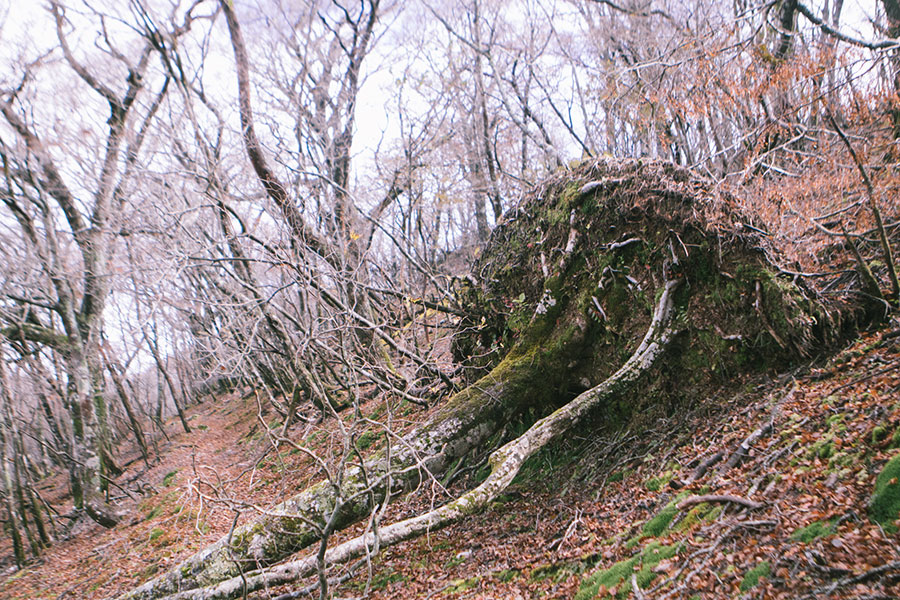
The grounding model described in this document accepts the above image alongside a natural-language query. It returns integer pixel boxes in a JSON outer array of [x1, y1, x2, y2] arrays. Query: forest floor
[[1, 321, 899, 599]]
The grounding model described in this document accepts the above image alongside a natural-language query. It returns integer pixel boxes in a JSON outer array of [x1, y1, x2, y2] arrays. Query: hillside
[[4, 2, 900, 598], [0, 320, 898, 599], [1, 158, 898, 599]]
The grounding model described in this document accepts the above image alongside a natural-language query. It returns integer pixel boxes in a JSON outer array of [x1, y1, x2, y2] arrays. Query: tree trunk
[[158, 358, 190, 434], [104, 357, 150, 465], [148, 279, 681, 600], [118, 297, 591, 599]]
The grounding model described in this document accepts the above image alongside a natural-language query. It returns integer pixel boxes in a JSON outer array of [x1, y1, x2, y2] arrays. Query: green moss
[[807, 434, 836, 460], [149, 528, 167, 545], [163, 470, 178, 487], [138, 562, 160, 580], [443, 576, 480, 594], [529, 562, 580, 584], [642, 507, 676, 538], [608, 469, 635, 483], [513, 439, 575, 486], [644, 469, 677, 492], [790, 518, 838, 543], [870, 452, 900, 533], [671, 503, 712, 534], [872, 425, 889, 444], [529, 564, 560, 582], [818, 441, 836, 459], [3, 569, 27, 583], [494, 569, 519, 582], [827, 450, 859, 474], [228, 521, 265, 555], [575, 541, 681, 600], [739, 561, 770, 592], [347, 567, 405, 592], [444, 555, 467, 569], [355, 430, 378, 451], [704, 504, 724, 522], [641, 492, 690, 538], [370, 568, 405, 590]]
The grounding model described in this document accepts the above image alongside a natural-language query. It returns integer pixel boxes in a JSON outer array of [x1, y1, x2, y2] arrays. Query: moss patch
[[790, 519, 838, 543], [162, 470, 178, 487], [347, 567, 405, 592], [494, 569, 519, 582], [870, 452, 900, 533], [739, 561, 770, 592], [644, 469, 677, 492], [641, 492, 691, 539], [575, 541, 681, 600], [355, 430, 378, 451], [443, 576, 480, 594]]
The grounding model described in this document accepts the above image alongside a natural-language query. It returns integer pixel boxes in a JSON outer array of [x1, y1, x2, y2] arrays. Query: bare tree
[[0, 0, 196, 524]]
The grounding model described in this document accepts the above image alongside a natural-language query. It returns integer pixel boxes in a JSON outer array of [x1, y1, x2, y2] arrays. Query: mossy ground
[[870, 452, 900, 533], [790, 518, 838, 543], [575, 541, 682, 600], [739, 561, 771, 592]]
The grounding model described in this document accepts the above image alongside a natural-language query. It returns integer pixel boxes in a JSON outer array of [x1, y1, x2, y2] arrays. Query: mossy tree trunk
[[118, 297, 592, 599], [118, 158, 860, 600], [134, 279, 681, 600]]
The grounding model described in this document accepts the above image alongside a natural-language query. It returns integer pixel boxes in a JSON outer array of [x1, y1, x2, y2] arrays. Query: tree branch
[[150, 277, 682, 600], [218, 0, 330, 260], [796, 2, 900, 51]]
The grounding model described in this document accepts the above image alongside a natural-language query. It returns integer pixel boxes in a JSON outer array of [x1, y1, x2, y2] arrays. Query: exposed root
[[151, 279, 681, 600]]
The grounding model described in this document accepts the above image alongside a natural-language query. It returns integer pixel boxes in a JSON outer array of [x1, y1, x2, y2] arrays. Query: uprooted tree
[[118, 158, 874, 600]]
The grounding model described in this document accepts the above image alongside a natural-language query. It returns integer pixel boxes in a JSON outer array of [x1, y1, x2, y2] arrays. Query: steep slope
[[118, 158, 861, 600], [344, 324, 900, 599], [0, 158, 891, 600]]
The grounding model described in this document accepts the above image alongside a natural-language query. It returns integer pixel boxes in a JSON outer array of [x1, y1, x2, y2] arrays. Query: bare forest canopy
[[0, 0, 900, 598]]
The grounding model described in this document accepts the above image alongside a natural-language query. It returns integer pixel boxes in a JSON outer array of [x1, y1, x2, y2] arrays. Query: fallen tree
[[149, 278, 683, 600], [118, 159, 867, 600]]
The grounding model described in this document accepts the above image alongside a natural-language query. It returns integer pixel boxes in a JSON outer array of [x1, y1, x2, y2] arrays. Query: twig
[[720, 419, 774, 473], [606, 237, 643, 251], [754, 280, 787, 350], [578, 177, 627, 197], [677, 494, 763, 511], [551, 509, 583, 558], [829, 362, 900, 395], [719, 382, 796, 474], [631, 573, 647, 600], [683, 450, 723, 485], [805, 560, 900, 598]]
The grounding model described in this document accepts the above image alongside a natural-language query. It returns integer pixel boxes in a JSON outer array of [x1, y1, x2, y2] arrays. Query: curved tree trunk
[[145, 278, 680, 600], [117, 301, 592, 599], [118, 157, 850, 600]]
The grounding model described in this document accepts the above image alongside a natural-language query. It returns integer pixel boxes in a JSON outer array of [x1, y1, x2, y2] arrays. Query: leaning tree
[[118, 158, 874, 600]]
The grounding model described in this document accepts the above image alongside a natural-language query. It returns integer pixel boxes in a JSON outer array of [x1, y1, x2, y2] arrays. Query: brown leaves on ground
[[1, 331, 899, 600], [336, 325, 900, 600]]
